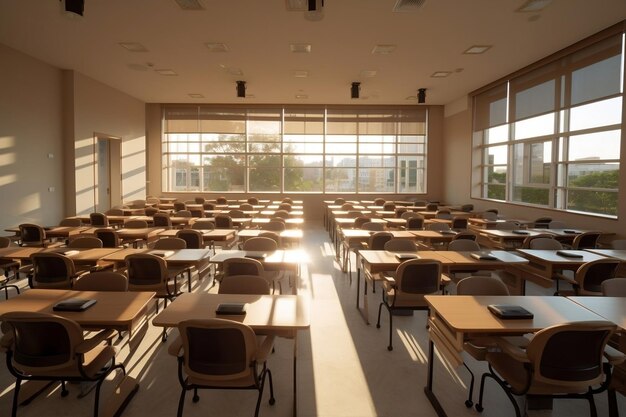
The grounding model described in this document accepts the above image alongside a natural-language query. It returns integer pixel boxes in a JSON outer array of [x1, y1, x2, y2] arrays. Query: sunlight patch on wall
[[0, 152, 15, 167], [17, 192, 41, 216], [0, 136, 15, 149], [0, 174, 17, 186]]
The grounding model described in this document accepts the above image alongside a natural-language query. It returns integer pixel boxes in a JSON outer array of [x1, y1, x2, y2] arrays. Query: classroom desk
[[515, 249, 608, 281], [537, 228, 605, 245], [568, 296, 626, 329], [260, 210, 304, 218], [477, 229, 548, 250], [158, 228, 238, 247], [152, 292, 309, 417], [338, 230, 416, 270], [237, 229, 303, 246], [0, 289, 155, 416], [423, 295, 607, 417], [585, 248, 626, 261], [356, 250, 529, 323], [251, 218, 304, 229], [115, 227, 165, 247], [0, 247, 122, 266], [409, 230, 459, 249]]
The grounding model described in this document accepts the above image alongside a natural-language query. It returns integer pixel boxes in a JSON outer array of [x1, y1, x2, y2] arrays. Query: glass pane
[[358, 168, 395, 192], [485, 125, 509, 144], [249, 168, 281, 192], [248, 143, 280, 153], [513, 79, 556, 121], [513, 113, 555, 140], [326, 155, 356, 168], [284, 167, 323, 192], [283, 142, 324, 154], [512, 186, 549, 205], [567, 189, 618, 216], [568, 130, 621, 161], [484, 145, 507, 165], [486, 184, 506, 200], [485, 166, 507, 185], [325, 168, 356, 192], [571, 54, 622, 106], [359, 143, 395, 154], [398, 165, 425, 194], [569, 97, 622, 131], [202, 166, 245, 192], [513, 141, 551, 185], [567, 163, 619, 188], [284, 155, 323, 167], [397, 143, 425, 154]]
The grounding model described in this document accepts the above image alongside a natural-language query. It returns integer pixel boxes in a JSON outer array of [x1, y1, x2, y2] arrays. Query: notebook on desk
[[512, 230, 529, 235], [395, 253, 419, 261], [556, 250, 583, 258], [488, 304, 534, 320], [470, 252, 498, 261], [245, 252, 268, 260], [216, 303, 247, 315], [53, 298, 97, 312]]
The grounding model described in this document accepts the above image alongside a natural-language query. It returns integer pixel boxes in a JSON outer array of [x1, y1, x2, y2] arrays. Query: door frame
[[93, 133, 122, 212]]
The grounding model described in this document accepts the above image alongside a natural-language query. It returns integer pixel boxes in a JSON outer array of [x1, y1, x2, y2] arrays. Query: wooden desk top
[[210, 249, 309, 264], [101, 248, 148, 262], [585, 249, 626, 261], [341, 230, 415, 239], [517, 249, 608, 264], [479, 229, 547, 238], [238, 229, 303, 239], [158, 249, 213, 263], [157, 229, 237, 240], [425, 295, 605, 333], [359, 250, 528, 271], [116, 227, 165, 238], [568, 296, 626, 330], [410, 230, 458, 241], [152, 293, 310, 330], [0, 289, 155, 327]]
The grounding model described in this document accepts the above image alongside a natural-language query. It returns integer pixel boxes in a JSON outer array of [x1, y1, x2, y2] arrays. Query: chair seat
[[16, 343, 115, 379], [465, 335, 529, 361], [382, 282, 429, 307]]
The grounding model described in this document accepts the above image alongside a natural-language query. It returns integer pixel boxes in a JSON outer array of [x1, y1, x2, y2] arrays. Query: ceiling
[[1, 0, 625, 106]]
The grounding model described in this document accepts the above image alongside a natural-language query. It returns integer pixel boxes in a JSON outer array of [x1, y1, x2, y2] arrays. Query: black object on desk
[[488, 304, 534, 319]]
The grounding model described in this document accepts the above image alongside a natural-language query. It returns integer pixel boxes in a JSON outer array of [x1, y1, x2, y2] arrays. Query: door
[[96, 139, 111, 213]]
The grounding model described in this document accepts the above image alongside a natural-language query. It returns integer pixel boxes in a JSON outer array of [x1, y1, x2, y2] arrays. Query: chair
[[59, 218, 82, 227], [374, 198, 386, 206], [601, 278, 626, 296], [168, 318, 275, 417], [18, 224, 50, 247], [461, 204, 474, 212], [369, 231, 393, 250], [29, 252, 78, 289], [401, 211, 418, 220], [73, 271, 129, 291], [282, 197, 293, 204], [154, 212, 173, 229], [452, 231, 477, 241], [89, 212, 109, 227], [354, 216, 372, 229], [481, 211, 498, 221], [527, 237, 562, 250], [192, 219, 216, 230], [173, 202, 187, 211], [125, 253, 185, 314], [215, 214, 234, 229], [0, 237, 20, 299], [341, 203, 354, 210], [272, 210, 290, 219], [427, 222, 451, 231], [194, 197, 205, 204], [216, 196, 228, 204], [426, 203, 438, 211], [242, 237, 286, 293], [261, 220, 286, 232], [258, 231, 281, 248], [362, 222, 385, 232], [247, 197, 259, 205], [68, 236, 103, 248], [476, 321, 620, 417], [240, 203, 254, 211], [533, 217, 552, 228], [548, 220, 567, 229], [448, 239, 481, 251], [451, 217, 468, 230], [560, 258, 620, 296], [383, 202, 396, 211], [105, 208, 124, 216], [219, 275, 271, 295], [334, 198, 346, 205], [222, 257, 264, 279], [384, 239, 418, 252], [229, 209, 246, 218], [376, 259, 442, 350], [278, 203, 292, 212], [144, 206, 159, 216], [154, 237, 187, 250], [175, 210, 193, 218], [406, 216, 425, 230], [123, 219, 148, 228], [94, 228, 123, 248], [1, 311, 126, 417], [435, 209, 452, 220], [572, 231, 601, 249], [176, 229, 205, 249], [203, 202, 216, 211]]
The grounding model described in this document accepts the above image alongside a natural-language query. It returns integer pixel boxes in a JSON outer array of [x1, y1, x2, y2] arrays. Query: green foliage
[[568, 169, 619, 215]]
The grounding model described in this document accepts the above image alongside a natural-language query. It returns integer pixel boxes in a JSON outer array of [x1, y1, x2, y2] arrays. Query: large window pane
[[325, 168, 356, 192], [567, 190, 618, 216], [569, 97, 622, 131], [568, 130, 621, 160], [359, 168, 394, 192], [513, 113, 555, 140]]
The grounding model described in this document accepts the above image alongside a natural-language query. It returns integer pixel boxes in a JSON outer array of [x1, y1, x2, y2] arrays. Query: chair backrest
[[89, 212, 109, 227], [448, 239, 481, 251], [401, 211, 418, 220], [1, 311, 85, 373], [382, 202, 396, 211], [258, 231, 281, 248], [374, 198, 386, 206], [123, 219, 148, 229], [362, 222, 385, 231], [68, 236, 103, 248], [495, 221, 520, 230], [278, 203, 292, 212], [173, 202, 187, 211], [526, 321, 615, 387], [368, 232, 394, 250], [341, 203, 354, 210], [395, 259, 441, 295], [572, 231, 601, 249], [154, 237, 187, 249], [0, 236, 12, 248], [273, 210, 290, 219], [242, 236, 277, 252], [282, 197, 294, 204], [105, 208, 124, 216], [345, 211, 362, 219], [215, 215, 233, 229], [481, 211, 498, 221], [94, 228, 121, 248], [218, 275, 271, 295], [247, 197, 259, 205], [153, 213, 172, 228], [223, 257, 263, 278], [228, 209, 245, 219], [261, 220, 286, 232], [451, 217, 468, 229], [451, 231, 477, 241], [192, 219, 216, 230], [354, 216, 372, 229], [203, 202, 217, 210], [144, 207, 159, 216], [176, 229, 204, 249], [59, 218, 82, 227], [461, 204, 474, 212], [216, 196, 228, 204], [239, 203, 254, 211], [427, 222, 451, 231], [19, 224, 46, 246], [178, 318, 257, 383], [73, 271, 128, 291], [334, 198, 346, 205], [146, 197, 160, 205], [406, 216, 424, 230], [195, 197, 205, 204], [384, 239, 418, 252], [125, 254, 167, 287], [575, 258, 620, 295], [456, 276, 510, 295], [426, 203, 438, 211], [174, 210, 192, 217], [435, 209, 452, 219], [30, 252, 75, 288], [528, 237, 563, 250], [548, 220, 567, 229], [601, 278, 626, 296], [533, 217, 552, 228]]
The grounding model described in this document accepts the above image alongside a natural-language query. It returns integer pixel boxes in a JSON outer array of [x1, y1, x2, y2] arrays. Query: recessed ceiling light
[[295, 94, 308, 99], [188, 93, 204, 98], [119, 42, 149, 52], [360, 70, 377, 78], [393, 0, 426, 12], [455, 68, 464, 73], [155, 69, 178, 76], [516, 0, 552, 12], [293, 70, 309, 78], [463, 45, 492, 54], [372, 44, 396, 54], [204, 43, 229, 52], [431, 71, 452, 78], [174, 0, 205, 11], [405, 95, 418, 100], [227, 68, 243, 76], [290, 43, 312, 53]]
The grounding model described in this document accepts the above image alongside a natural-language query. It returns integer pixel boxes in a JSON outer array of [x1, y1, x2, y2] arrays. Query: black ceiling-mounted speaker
[[64, 0, 84, 16], [308, 0, 324, 11], [236, 80, 246, 98], [351, 82, 361, 99], [417, 88, 426, 104]]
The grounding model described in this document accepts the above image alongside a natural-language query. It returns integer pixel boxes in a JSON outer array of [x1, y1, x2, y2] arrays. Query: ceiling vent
[[393, 0, 426, 12], [174, 0, 204, 11]]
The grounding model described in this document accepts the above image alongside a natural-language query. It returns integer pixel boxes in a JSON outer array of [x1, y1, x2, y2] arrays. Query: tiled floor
[[0, 224, 624, 417]]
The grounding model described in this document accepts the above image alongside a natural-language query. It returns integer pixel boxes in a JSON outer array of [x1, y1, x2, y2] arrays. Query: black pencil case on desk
[[53, 298, 97, 312], [556, 250, 583, 258], [488, 304, 533, 319], [216, 303, 247, 315]]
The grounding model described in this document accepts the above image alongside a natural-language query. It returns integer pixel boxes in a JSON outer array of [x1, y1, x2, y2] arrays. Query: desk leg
[[355, 263, 370, 325], [293, 334, 298, 417], [424, 339, 448, 417]]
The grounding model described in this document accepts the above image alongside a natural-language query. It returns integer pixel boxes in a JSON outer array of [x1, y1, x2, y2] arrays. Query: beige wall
[[0, 44, 64, 231], [145, 104, 446, 221]]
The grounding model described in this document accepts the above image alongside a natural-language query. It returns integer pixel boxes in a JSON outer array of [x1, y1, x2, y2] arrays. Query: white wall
[[0, 43, 64, 231]]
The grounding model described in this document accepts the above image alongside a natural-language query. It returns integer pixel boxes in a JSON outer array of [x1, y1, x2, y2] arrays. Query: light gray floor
[[0, 223, 624, 417]]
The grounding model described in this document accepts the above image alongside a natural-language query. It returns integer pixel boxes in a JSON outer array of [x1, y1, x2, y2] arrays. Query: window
[[162, 106, 428, 194], [472, 31, 623, 217]]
